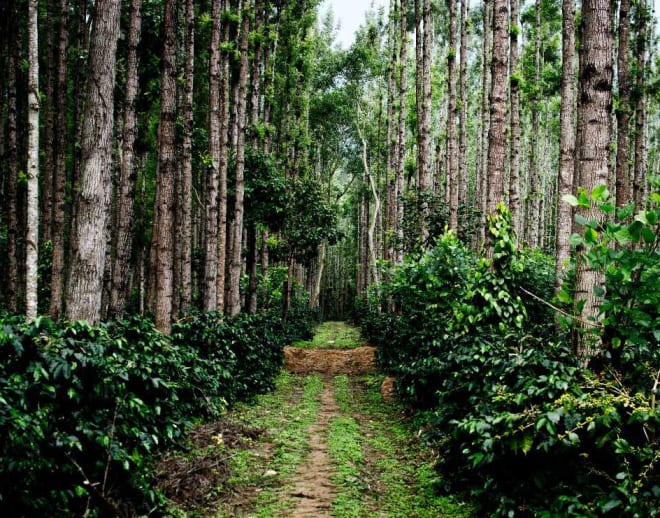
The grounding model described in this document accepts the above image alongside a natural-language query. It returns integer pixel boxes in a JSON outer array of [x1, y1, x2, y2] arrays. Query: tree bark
[[395, 0, 407, 265], [555, 0, 576, 293], [615, 0, 631, 208], [205, 0, 223, 312], [458, 0, 469, 218], [109, 0, 142, 317], [526, 0, 542, 247], [49, 0, 70, 319], [447, 0, 459, 231], [26, 0, 40, 321], [478, 0, 492, 247], [486, 0, 508, 252], [508, 0, 521, 238], [573, 0, 613, 360], [65, 0, 122, 324], [633, 0, 648, 209], [6, 11, 20, 312], [178, 0, 195, 313], [150, 0, 178, 332], [217, 0, 232, 312], [227, 3, 251, 316]]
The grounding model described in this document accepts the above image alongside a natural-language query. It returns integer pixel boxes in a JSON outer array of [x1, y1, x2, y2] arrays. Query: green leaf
[[642, 228, 656, 244], [616, 202, 635, 220], [600, 203, 615, 214], [574, 214, 589, 227], [592, 184, 609, 202], [635, 212, 649, 225], [584, 227, 599, 244], [569, 233, 584, 246], [562, 194, 579, 207]]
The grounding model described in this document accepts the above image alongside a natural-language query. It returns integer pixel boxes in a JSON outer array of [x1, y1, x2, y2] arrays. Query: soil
[[156, 342, 385, 516], [282, 345, 378, 516]]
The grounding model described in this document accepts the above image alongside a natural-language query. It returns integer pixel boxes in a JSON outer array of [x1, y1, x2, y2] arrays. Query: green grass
[[328, 374, 474, 518], [210, 372, 324, 517], [292, 321, 364, 349]]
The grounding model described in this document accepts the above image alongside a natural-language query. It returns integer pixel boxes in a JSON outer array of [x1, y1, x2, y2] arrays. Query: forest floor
[[157, 322, 472, 517]]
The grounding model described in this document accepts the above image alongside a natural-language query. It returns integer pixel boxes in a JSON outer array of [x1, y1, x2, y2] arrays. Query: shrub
[[0, 307, 303, 516]]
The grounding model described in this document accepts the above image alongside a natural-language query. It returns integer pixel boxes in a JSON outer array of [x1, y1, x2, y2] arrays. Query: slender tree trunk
[[217, 0, 231, 312], [633, 0, 648, 209], [245, 225, 258, 314], [573, 0, 613, 360], [26, 0, 40, 321], [6, 18, 19, 312], [110, 0, 142, 317], [65, 0, 122, 324], [478, 0, 492, 247], [615, 0, 631, 208], [395, 0, 407, 265], [458, 0, 469, 217], [555, 0, 576, 293], [508, 0, 521, 238], [227, 4, 251, 316], [41, 1, 55, 245], [527, 0, 542, 246], [49, 0, 70, 319], [178, 0, 195, 313], [486, 0, 508, 251], [447, 0, 459, 230], [205, 0, 222, 311], [417, 0, 432, 241], [150, 0, 178, 332]]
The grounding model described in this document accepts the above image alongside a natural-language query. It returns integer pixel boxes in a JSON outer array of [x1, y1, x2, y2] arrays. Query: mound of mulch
[[153, 420, 264, 511], [284, 345, 377, 376]]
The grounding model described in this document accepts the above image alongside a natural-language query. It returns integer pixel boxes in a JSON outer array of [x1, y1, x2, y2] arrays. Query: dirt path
[[283, 346, 376, 517]]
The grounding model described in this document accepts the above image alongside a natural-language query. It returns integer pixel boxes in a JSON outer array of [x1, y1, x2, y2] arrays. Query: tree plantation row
[[1, 0, 658, 346]]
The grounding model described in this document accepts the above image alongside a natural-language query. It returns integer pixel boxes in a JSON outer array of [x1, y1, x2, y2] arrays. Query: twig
[[518, 286, 603, 329]]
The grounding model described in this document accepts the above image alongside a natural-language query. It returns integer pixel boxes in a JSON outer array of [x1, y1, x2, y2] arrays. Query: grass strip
[[335, 374, 474, 517], [292, 321, 363, 350], [212, 372, 324, 517]]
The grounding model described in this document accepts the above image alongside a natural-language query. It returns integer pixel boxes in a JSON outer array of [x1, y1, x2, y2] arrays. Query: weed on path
[[160, 322, 471, 517]]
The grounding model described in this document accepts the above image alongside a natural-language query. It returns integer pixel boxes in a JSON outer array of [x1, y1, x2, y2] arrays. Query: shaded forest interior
[[1, 0, 660, 516]]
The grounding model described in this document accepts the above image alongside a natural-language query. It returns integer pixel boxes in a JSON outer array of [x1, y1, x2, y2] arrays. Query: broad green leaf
[[562, 194, 579, 207], [642, 228, 656, 244], [574, 214, 589, 227], [569, 233, 584, 246], [616, 202, 635, 220], [592, 184, 609, 202]]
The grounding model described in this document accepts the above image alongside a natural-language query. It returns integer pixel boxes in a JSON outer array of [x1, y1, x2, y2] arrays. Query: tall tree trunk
[[49, 0, 70, 319], [205, 0, 223, 312], [178, 0, 195, 313], [41, 1, 55, 245], [395, 0, 407, 265], [526, 0, 542, 246], [417, 0, 432, 241], [6, 16, 19, 312], [508, 0, 521, 238], [150, 0, 178, 332], [110, 0, 142, 317], [633, 0, 648, 209], [573, 0, 613, 360], [555, 0, 576, 293], [447, 0, 459, 230], [26, 0, 40, 321], [245, 224, 258, 314], [615, 0, 631, 207], [227, 3, 251, 316], [486, 0, 508, 253], [478, 0, 492, 247], [458, 0, 469, 219], [65, 0, 122, 324]]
